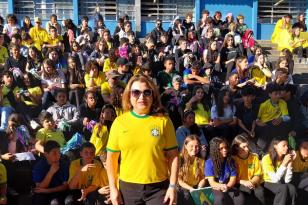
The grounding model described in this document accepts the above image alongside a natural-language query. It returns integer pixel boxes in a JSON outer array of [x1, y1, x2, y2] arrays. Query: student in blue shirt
[[32, 140, 69, 205], [205, 137, 245, 205]]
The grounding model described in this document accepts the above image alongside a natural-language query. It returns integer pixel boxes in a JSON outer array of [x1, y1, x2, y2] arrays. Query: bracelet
[[169, 184, 176, 189]]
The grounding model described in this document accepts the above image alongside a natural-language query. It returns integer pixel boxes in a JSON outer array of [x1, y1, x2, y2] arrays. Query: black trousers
[[176, 187, 195, 205], [119, 180, 168, 205], [64, 189, 108, 205], [293, 46, 308, 58], [238, 184, 266, 205], [212, 188, 245, 205], [292, 172, 308, 205], [264, 182, 297, 205], [32, 192, 67, 205]]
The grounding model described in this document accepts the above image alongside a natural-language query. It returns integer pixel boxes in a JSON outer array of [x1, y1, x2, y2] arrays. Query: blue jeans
[[0, 106, 14, 131]]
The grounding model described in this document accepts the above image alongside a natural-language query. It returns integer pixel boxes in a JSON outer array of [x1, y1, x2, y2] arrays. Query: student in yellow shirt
[[42, 26, 64, 53], [106, 75, 178, 205], [0, 34, 8, 69], [256, 83, 290, 152], [110, 84, 124, 117], [29, 17, 49, 50], [90, 104, 116, 156], [101, 70, 125, 104], [231, 135, 265, 205], [102, 48, 118, 73], [66, 142, 110, 205], [292, 139, 308, 204], [178, 135, 206, 205], [35, 112, 66, 153], [290, 26, 308, 64], [0, 162, 7, 204], [261, 137, 297, 205]]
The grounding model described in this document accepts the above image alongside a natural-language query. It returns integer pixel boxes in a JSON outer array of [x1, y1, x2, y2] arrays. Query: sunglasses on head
[[131, 89, 152, 98]]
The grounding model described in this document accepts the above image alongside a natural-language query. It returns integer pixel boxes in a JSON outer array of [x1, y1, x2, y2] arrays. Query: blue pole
[[252, 0, 258, 39], [8, 0, 14, 14], [195, 0, 201, 24], [73, 0, 79, 26]]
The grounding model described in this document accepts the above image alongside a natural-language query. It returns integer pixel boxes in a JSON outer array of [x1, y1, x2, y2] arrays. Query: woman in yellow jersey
[[261, 137, 297, 205], [106, 75, 179, 205], [271, 14, 293, 51], [290, 26, 308, 64], [177, 135, 206, 205], [90, 104, 116, 157], [231, 135, 265, 205], [291, 139, 308, 204]]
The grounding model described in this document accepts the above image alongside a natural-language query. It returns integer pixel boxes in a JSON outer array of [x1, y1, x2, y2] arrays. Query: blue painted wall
[[257, 23, 275, 40]]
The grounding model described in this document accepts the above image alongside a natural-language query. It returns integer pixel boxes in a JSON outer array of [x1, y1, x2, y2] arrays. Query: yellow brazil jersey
[[261, 154, 282, 182], [251, 67, 268, 86], [48, 35, 63, 46], [293, 151, 308, 173], [36, 128, 66, 147], [22, 86, 42, 106], [115, 107, 124, 117], [0, 163, 7, 185], [180, 155, 205, 187], [257, 99, 288, 123], [0, 46, 8, 64], [84, 71, 106, 89], [68, 159, 108, 189], [29, 27, 49, 50], [233, 153, 262, 184], [101, 81, 126, 95], [90, 124, 109, 156], [103, 58, 117, 73], [107, 111, 178, 184], [1, 85, 20, 107], [194, 103, 211, 126]]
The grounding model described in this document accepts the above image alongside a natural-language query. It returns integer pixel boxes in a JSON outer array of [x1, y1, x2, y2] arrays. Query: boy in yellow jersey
[[43, 26, 63, 52], [29, 17, 49, 51], [66, 142, 110, 205], [256, 83, 290, 152]]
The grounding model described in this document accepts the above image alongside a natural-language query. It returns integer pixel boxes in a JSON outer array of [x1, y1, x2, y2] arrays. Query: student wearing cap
[[116, 57, 133, 84], [101, 70, 125, 104], [29, 17, 49, 51]]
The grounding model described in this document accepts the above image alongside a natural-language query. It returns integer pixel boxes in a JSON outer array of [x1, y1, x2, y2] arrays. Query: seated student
[[183, 62, 209, 89], [211, 88, 238, 142], [116, 57, 133, 85], [177, 135, 206, 205], [35, 112, 66, 154], [101, 70, 124, 104], [43, 26, 63, 53], [0, 161, 7, 204], [272, 56, 293, 85], [0, 71, 20, 132], [224, 73, 242, 100], [205, 137, 245, 205], [0, 114, 34, 195], [84, 60, 105, 93], [230, 56, 252, 87], [242, 30, 255, 57], [175, 37, 191, 73], [32, 140, 69, 205], [157, 57, 179, 92], [291, 139, 308, 204], [176, 110, 208, 156], [46, 89, 79, 141], [0, 34, 8, 70], [78, 91, 101, 141], [231, 135, 265, 205], [251, 53, 272, 88], [256, 83, 290, 152], [102, 48, 118, 73], [110, 85, 125, 117], [235, 87, 258, 139], [261, 137, 297, 205], [156, 32, 173, 57], [90, 104, 116, 157], [67, 56, 85, 108], [236, 15, 248, 37], [271, 14, 292, 51], [290, 26, 308, 64], [66, 142, 109, 205]]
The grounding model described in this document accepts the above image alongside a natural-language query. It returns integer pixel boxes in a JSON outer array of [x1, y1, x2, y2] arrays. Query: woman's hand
[[240, 180, 255, 189], [163, 187, 176, 205], [98, 186, 110, 195], [1, 153, 15, 161], [110, 188, 123, 205]]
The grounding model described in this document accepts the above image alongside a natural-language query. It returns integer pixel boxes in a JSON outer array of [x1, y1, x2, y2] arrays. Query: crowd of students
[[0, 8, 306, 205]]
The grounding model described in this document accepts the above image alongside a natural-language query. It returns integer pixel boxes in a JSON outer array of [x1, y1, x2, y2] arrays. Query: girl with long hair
[[251, 53, 272, 88], [211, 88, 238, 141], [261, 137, 297, 205], [231, 135, 265, 204], [205, 137, 245, 205], [177, 135, 206, 205]]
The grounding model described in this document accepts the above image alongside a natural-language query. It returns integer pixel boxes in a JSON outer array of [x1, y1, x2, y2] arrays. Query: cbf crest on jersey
[[150, 126, 160, 137]]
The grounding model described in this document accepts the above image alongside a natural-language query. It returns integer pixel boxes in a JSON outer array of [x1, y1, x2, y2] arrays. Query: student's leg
[[286, 183, 297, 205], [64, 190, 83, 205], [293, 47, 303, 60], [32, 193, 49, 205], [0, 106, 13, 131], [176, 187, 195, 205], [253, 185, 266, 205], [264, 182, 288, 205], [212, 190, 233, 205], [227, 188, 245, 205]]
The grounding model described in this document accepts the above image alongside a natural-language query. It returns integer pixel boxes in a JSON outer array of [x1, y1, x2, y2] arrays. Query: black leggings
[[212, 188, 245, 205]]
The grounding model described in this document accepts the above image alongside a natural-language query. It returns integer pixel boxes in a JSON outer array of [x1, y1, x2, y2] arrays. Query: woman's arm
[[226, 176, 236, 189], [106, 152, 122, 205], [35, 140, 45, 153], [164, 149, 179, 205], [178, 179, 194, 191]]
